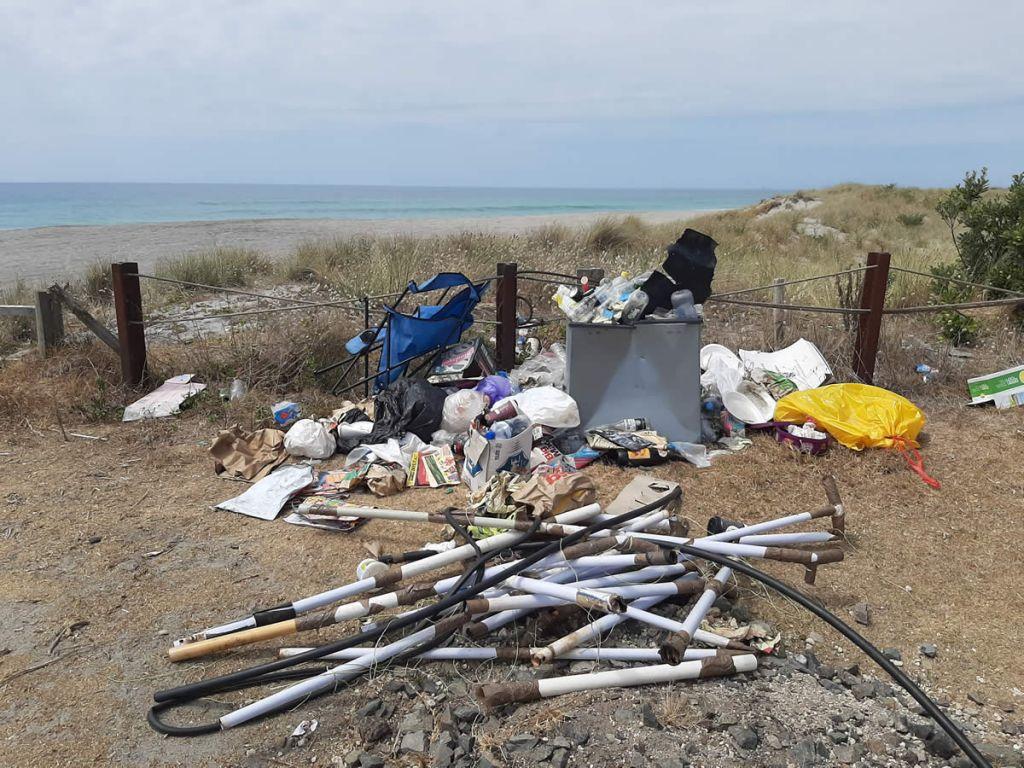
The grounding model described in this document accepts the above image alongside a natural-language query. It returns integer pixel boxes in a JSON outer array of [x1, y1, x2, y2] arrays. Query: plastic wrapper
[[510, 344, 567, 390], [774, 383, 925, 450], [493, 386, 580, 429], [441, 389, 487, 433], [284, 419, 336, 459]]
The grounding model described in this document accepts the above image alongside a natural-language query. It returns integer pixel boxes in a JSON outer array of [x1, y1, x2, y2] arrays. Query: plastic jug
[[671, 289, 699, 321]]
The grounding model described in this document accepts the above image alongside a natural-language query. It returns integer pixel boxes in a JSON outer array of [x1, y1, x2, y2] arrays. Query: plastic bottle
[[671, 289, 699, 321], [598, 417, 648, 432], [700, 397, 723, 443], [555, 286, 596, 323], [620, 289, 649, 322]]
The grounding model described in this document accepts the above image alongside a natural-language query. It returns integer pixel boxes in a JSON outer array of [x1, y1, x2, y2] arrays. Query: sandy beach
[[0, 209, 711, 286]]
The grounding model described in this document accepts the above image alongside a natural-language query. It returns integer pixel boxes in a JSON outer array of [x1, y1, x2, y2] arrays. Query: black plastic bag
[[365, 378, 446, 444], [662, 228, 718, 304]]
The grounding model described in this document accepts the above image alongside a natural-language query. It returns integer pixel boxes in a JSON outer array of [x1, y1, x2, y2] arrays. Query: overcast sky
[[2, 1, 1022, 188]]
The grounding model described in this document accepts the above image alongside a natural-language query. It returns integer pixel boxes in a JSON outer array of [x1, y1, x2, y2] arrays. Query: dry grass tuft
[[156, 247, 273, 289]]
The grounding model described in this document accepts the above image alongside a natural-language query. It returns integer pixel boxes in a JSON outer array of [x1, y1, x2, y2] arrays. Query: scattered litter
[[510, 343, 566, 390], [286, 719, 318, 748], [407, 445, 460, 488], [215, 465, 316, 521], [123, 374, 205, 421], [284, 419, 336, 460], [209, 425, 288, 481], [427, 339, 496, 384], [967, 364, 1024, 409], [272, 401, 301, 427], [738, 338, 832, 392]]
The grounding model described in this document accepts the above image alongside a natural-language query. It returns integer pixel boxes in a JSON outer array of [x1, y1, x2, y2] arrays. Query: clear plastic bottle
[[554, 286, 595, 323], [620, 289, 649, 321], [671, 289, 699, 321]]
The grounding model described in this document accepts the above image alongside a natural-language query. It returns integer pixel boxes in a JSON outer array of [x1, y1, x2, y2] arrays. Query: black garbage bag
[[662, 228, 718, 304], [365, 378, 446, 444], [638, 270, 678, 314]]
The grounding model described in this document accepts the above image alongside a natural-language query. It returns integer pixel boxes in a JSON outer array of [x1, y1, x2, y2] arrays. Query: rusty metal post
[[495, 262, 518, 371], [852, 252, 890, 384], [111, 262, 148, 388]]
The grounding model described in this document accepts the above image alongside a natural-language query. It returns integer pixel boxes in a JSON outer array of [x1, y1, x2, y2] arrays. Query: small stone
[[788, 739, 827, 768], [342, 749, 362, 767], [832, 744, 862, 764], [640, 701, 662, 730], [730, 603, 751, 622], [851, 602, 871, 626], [359, 756, 384, 768], [924, 730, 957, 759], [400, 731, 428, 755], [505, 734, 538, 753], [453, 705, 482, 724], [910, 721, 933, 740], [550, 747, 570, 768], [356, 698, 382, 717], [383, 680, 406, 694], [430, 741, 455, 768], [88, 535, 102, 544], [978, 743, 1024, 767], [806, 631, 824, 646], [920, 644, 938, 658], [882, 648, 902, 662], [764, 734, 783, 750], [357, 717, 391, 744], [612, 708, 633, 725], [713, 596, 732, 613], [728, 725, 758, 750], [968, 691, 987, 706], [851, 682, 877, 700], [655, 758, 688, 768]]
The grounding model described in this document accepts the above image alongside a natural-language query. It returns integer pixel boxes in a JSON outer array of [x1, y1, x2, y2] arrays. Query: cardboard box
[[967, 364, 1024, 409], [460, 422, 535, 492]]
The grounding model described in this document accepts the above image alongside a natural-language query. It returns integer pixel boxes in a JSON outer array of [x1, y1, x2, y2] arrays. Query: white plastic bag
[[441, 389, 486, 433], [284, 419, 336, 459], [494, 386, 580, 429], [510, 343, 567, 390]]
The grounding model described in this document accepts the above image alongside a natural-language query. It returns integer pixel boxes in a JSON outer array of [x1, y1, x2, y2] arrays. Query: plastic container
[[671, 289, 699, 321], [620, 289, 649, 322], [773, 421, 830, 455]]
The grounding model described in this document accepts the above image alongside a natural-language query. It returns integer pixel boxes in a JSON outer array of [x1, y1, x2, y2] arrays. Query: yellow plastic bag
[[774, 383, 925, 451]]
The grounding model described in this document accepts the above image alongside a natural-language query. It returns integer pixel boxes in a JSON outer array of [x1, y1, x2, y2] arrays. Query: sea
[[0, 183, 776, 230]]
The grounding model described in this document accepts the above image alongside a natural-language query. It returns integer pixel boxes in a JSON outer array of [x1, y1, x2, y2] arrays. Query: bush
[[936, 168, 1024, 291], [897, 213, 925, 227], [929, 263, 980, 346]]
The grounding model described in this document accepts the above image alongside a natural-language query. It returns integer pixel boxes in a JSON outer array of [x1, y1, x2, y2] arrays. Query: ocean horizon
[[0, 182, 779, 230]]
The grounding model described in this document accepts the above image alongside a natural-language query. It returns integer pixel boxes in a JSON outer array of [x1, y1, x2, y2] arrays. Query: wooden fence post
[[495, 262, 518, 371], [852, 251, 890, 384], [34, 290, 64, 356], [772, 278, 785, 347], [111, 262, 148, 388]]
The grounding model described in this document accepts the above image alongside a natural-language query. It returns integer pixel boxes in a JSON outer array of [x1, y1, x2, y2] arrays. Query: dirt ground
[[1, 400, 1023, 767]]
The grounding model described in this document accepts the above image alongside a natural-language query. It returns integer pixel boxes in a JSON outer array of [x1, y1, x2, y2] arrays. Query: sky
[[1, 0, 1023, 189]]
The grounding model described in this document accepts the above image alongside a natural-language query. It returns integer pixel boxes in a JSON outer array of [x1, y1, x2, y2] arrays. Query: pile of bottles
[[553, 272, 699, 324]]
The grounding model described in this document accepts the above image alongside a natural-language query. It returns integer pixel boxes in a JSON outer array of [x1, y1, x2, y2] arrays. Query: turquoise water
[[0, 183, 777, 230]]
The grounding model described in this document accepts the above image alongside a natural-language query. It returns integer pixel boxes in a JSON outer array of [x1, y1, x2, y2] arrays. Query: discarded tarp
[[215, 464, 316, 521], [123, 374, 205, 421], [209, 425, 288, 481]]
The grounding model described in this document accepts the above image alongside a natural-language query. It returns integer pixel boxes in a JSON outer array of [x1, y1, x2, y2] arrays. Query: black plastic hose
[[672, 543, 990, 768], [148, 487, 682, 735]]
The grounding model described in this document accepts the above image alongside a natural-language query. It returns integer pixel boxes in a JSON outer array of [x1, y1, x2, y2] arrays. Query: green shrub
[[929, 263, 980, 345], [897, 213, 925, 227], [936, 168, 1024, 291]]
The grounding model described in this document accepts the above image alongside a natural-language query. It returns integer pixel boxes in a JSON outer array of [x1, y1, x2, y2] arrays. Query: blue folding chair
[[317, 272, 490, 395]]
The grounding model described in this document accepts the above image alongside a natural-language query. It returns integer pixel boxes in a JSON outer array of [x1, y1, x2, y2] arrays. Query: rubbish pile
[[152, 474, 848, 733], [552, 228, 717, 325]]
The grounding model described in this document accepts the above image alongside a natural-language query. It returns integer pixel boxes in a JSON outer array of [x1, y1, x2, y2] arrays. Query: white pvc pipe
[[737, 531, 834, 546], [534, 655, 757, 698], [277, 646, 726, 662]]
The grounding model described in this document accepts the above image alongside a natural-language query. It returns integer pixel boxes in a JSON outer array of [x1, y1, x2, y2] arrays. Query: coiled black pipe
[[672, 543, 990, 768], [148, 486, 682, 735]]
